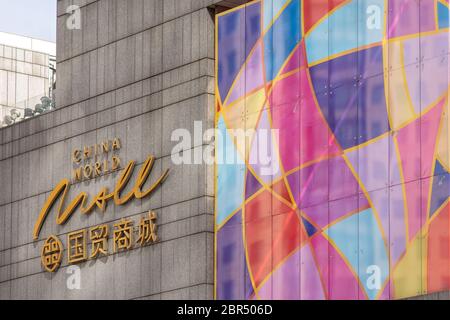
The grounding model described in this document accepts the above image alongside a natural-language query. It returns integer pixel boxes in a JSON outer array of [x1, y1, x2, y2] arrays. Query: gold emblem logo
[[41, 235, 63, 272]]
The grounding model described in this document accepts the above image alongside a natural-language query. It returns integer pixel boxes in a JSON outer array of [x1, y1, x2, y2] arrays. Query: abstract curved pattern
[[215, 0, 450, 300]]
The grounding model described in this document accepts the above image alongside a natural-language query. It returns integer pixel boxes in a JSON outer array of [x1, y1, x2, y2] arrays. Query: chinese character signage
[[35, 137, 168, 273], [215, 0, 450, 300], [41, 212, 159, 272]]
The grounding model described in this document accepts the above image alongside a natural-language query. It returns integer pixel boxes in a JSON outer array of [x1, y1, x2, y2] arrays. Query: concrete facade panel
[[0, 0, 218, 299]]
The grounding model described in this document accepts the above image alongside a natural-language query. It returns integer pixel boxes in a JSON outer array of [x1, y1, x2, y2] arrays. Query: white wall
[[0, 33, 53, 122]]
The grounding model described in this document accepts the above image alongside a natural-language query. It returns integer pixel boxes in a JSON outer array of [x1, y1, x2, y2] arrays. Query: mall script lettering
[[33, 155, 169, 239]]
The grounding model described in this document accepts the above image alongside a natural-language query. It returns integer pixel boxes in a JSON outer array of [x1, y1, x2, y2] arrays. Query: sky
[[0, 0, 56, 42]]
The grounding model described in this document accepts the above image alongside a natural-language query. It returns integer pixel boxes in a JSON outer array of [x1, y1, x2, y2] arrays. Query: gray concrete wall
[[0, 0, 226, 300]]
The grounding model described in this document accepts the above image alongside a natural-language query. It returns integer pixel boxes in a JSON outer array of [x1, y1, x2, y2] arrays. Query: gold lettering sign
[[90, 224, 108, 258], [72, 138, 122, 182], [33, 155, 169, 240]]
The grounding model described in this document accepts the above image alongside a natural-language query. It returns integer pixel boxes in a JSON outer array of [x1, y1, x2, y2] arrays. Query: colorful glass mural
[[215, 0, 450, 300]]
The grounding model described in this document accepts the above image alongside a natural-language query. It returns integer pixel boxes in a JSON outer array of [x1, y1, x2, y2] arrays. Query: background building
[[0, 31, 56, 126]]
